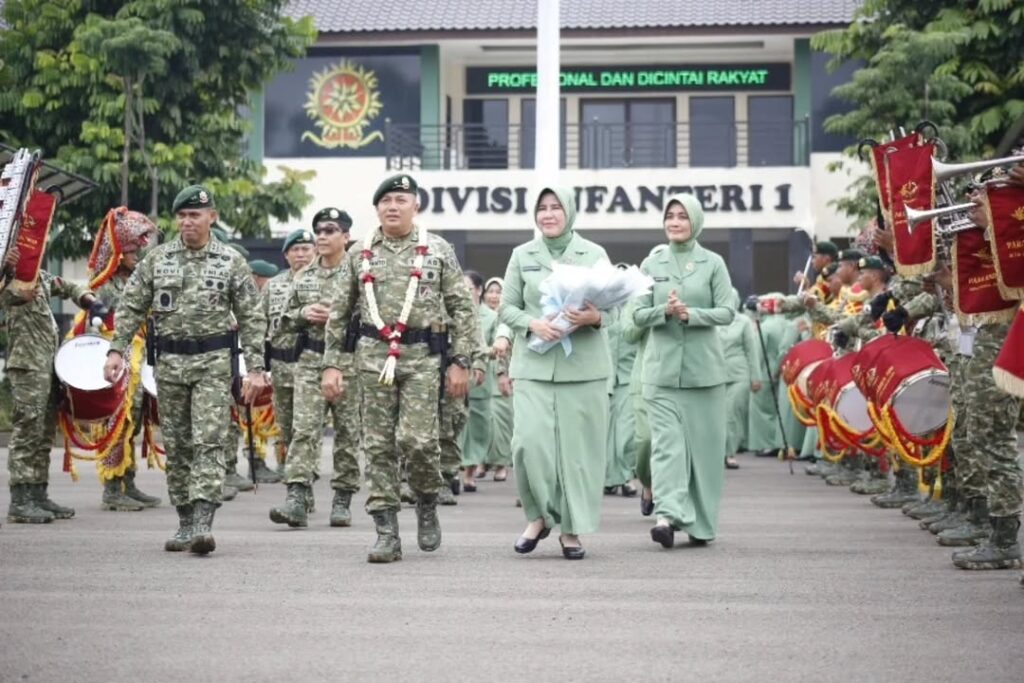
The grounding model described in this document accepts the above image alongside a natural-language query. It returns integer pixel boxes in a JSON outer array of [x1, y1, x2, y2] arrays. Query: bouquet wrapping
[[528, 261, 653, 356]]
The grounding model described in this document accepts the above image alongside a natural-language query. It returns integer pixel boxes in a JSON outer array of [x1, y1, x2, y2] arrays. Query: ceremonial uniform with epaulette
[[106, 185, 267, 554], [322, 175, 478, 563]]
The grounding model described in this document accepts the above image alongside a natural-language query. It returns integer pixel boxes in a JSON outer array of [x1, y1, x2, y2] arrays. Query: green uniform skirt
[[512, 379, 608, 535], [747, 380, 782, 452], [633, 389, 652, 489], [723, 380, 749, 456], [460, 396, 493, 467], [487, 393, 514, 466], [644, 383, 727, 540], [605, 384, 636, 487]]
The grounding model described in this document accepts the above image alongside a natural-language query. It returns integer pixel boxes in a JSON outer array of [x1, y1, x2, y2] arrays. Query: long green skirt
[[723, 380, 749, 456], [486, 393, 513, 467], [605, 384, 636, 487], [644, 383, 727, 540], [747, 380, 782, 452], [512, 379, 608, 535], [633, 388, 652, 489], [460, 396, 492, 467], [777, 380, 806, 453]]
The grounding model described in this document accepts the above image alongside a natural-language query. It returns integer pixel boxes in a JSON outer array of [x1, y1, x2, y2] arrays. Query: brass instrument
[[906, 203, 979, 235], [932, 153, 1024, 183]]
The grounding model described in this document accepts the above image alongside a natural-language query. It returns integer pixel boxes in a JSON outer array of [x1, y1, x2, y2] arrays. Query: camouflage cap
[[248, 259, 279, 278], [312, 207, 353, 229], [838, 248, 866, 263], [372, 174, 418, 206], [814, 240, 839, 258], [171, 184, 215, 214], [859, 255, 887, 271], [282, 228, 316, 253]]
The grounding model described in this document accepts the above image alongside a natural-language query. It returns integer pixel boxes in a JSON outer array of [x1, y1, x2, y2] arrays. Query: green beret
[[171, 184, 215, 214], [226, 242, 249, 258], [839, 248, 866, 263], [372, 174, 418, 206], [859, 256, 887, 271], [248, 259, 279, 278], [814, 241, 839, 258], [282, 228, 316, 253], [211, 225, 230, 243], [312, 207, 353, 229], [822, 263, 839, 277]]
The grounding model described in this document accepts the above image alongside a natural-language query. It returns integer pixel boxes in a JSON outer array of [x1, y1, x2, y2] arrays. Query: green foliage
[[812, 0, 1024, 226], [0, 0, 318, 258]]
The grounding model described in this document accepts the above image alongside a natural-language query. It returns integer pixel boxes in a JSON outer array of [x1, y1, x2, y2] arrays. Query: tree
[[0, 0, 318, 258], [812, 0, 1024, 224]]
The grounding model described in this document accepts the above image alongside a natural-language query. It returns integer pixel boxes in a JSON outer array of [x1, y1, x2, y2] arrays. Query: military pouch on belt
[[146, 316, 157, 365], [230, 329, 243, 403], [428, 322, 448, 356], [263, 340, 272, 371], [343, 315, 361, 353]]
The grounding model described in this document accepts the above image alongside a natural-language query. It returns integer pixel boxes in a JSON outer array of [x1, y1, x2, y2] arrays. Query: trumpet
[[932, 152, 1024, 182], [906, 202, 978, 234]]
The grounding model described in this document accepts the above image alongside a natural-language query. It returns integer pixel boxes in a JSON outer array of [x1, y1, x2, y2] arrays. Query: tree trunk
[[132, 78, 159, 218]]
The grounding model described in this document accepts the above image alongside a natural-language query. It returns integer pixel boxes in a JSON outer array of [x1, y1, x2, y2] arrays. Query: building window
[[462, 99, 509, 169], [689, 96, 736, 167], [580, 99, 675, 169], [520, 98, 567, 169], [748, 95, 794, 166]]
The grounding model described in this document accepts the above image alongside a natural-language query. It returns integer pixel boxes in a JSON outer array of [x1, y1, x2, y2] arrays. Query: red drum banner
[[983, 182, 1024, 299], [993, 304, 1024, 397], [886, 142, 937, 276], [868, 133, 919, 227], [11, 189, 56, 292], [952, 227, 1017, 323]]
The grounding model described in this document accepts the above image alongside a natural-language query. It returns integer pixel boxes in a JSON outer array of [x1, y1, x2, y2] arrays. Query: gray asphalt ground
[[1, 447, 1022, 683]]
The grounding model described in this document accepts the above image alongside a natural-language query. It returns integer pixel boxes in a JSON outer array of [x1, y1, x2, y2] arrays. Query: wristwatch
[[450, 355, 470, 369]]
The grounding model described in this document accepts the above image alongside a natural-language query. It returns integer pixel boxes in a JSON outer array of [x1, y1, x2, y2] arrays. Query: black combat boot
[[367, 510, 402, 563], [6, 484, 54, 524], [269, 483, 309, 527], [253, 459, 282, 484], [189, 500, 217, 555], [224, 470, 255, 493], [101, 477, 145, 511], [164, 504, 194, 551], [938, 497, 991, 547], [33, 483, 75, 519], [415, 493, 442, 551], [952, 516, 1022, 570], [872, 467, 920, 508], [329, 490, 352, 527], [123, 471, 161, 507]]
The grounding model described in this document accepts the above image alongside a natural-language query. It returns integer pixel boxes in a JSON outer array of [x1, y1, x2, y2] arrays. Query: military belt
[[298, 334, 325, 355], [359, 324, 433, 345], [155, 332, 234, 355], [268, 345, 301, 364]]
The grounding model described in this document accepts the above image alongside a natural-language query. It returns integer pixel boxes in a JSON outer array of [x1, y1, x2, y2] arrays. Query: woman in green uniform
[[500, 186, 611, 560], [483, 277, 513, 482], [718, 288, 762, 469], [459, 271, 497, 490], [633, 193, 734, 548]]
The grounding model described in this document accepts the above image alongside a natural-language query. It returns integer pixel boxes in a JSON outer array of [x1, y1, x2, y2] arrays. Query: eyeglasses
[[314, 226, 344, 235]]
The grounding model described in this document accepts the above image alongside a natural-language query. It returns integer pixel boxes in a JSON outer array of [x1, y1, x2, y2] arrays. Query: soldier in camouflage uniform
[[322, 174, 479, 563], [2, 250, 100, 523], [104, 185, 268, 555], [264, 229, 316, 479], [270, 208, 363, 529]]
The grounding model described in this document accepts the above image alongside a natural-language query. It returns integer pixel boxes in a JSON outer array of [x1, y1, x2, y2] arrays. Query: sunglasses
[[314, 225, 345, 235]]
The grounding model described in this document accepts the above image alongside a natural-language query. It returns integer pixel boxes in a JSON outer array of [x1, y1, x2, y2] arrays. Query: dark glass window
[[580, 99, 675, 169], [462, 99, 509, 169], [520, 98, 567, 169], [689, 97, 735, 167], [748, 95, 794, 166]]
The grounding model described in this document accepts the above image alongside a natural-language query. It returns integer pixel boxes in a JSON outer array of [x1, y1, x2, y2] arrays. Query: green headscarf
[[535, 186, 577, 257], [663, 193, 706, 251]]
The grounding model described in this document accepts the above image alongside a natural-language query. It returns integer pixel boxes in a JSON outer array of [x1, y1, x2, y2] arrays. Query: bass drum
[[856, 336, 949, 436], [54, 334, 126, 421], [807, 353, 873, 434]]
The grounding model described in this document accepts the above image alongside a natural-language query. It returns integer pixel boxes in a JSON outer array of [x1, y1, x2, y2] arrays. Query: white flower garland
[[360, 225, 430, 385]]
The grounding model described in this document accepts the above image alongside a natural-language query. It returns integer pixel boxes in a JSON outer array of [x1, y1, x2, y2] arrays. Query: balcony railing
[[384, 119, 809, 171]]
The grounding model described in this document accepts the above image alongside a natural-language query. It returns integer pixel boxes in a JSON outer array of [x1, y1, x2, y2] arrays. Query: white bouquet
[[528, 261, 653, 355]]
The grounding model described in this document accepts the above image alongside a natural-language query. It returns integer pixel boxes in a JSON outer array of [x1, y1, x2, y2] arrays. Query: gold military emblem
[[329, 209, 339, 219], [1012, 206, 1024, 221], [302, 230, 314, 240], [972, 248, 993, 264], [303, 59, 384, 150], [400, 176, 410, 190], [198, 190, 209, 204], [899, 181, 918, 202], [685, 262, 694, 272]]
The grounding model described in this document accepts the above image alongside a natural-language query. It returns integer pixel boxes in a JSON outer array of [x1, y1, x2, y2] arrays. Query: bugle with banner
[[951, 226, 1018, 325], [982, 179, 1024, 300], [0, 148, 56, 294]]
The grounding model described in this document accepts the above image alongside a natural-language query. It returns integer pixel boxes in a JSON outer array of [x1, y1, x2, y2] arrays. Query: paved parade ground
[[1, 447, 1021, 682]]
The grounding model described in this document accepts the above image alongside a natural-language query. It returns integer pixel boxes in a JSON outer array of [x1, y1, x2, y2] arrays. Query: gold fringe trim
[[993, 367, 1024, 398]]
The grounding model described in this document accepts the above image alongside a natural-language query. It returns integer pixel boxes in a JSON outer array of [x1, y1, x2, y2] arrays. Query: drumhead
[[891, 370, 950, 435], [796, 360, 824, 397], [836, 382, 872, 433], [141, 363, 158, 397], [55, 335, 113, 391]]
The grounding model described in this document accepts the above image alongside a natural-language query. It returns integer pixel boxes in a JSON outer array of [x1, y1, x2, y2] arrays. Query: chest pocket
[[153, 261, 184, 313], [650, 275, 678, 305], [294, 276, 321, 305], [421, 255, 443, 284], [196, 261, 231, 311]]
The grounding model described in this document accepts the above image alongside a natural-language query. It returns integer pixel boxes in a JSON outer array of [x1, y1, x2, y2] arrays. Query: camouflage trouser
[[963, 326, 1022, 517], [271, 372, 295, 467], [224, 417, 242, 471], [439, 391, 468, 479], [950, 354, 984, 499], [460, 396, 492, 468], [361, 355, 442, 513], [6, 368, 59, 485], [156, 367, 232, 506], [285, 355, 361, 492]]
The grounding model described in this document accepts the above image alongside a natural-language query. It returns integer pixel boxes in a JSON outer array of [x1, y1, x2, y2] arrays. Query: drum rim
[[55, 334, 114, 391]]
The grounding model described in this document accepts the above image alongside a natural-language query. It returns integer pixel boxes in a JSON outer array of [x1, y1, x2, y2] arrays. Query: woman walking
[[499, 186, 611, 560], [633, 193, 734, 548], [482, 277, 513, 482], [718, 288, 762, 469]]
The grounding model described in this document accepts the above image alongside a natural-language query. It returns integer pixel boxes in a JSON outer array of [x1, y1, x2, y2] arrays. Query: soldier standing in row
[[321, 174, 478, 564], [103, 185, 268, 555], [270, 208, 363, 528], [264, 229, 316, 478]]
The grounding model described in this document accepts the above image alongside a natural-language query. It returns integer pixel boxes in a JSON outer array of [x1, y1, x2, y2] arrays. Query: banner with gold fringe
[[993, 304, 1024, 397], [983, 182, 1024, 299], [886, 142, 938, 276], [952, 227, 1018, 325]]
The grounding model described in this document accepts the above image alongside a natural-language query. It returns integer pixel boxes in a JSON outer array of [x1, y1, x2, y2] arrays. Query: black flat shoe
[[514, 526, 550, 554], [724, 457, 740, 470], [620, 482, 638, 497], [688, 535, 711, 546], [603, 486, 619, 496], [650, 524, 674, 549], [559, 537, 585, 560], [463, 481, 477, 493], [640, 495, 654, 517]]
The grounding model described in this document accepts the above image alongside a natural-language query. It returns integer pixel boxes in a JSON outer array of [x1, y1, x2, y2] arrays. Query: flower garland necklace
[[360, 224, 430, 385]]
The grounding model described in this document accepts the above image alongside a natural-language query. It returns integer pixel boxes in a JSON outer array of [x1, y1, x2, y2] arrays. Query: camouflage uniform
[[2, 272, 91, 522], [324, 224, 478, 557], [265, 268, 299, 469], [111, 236, 266, 510]]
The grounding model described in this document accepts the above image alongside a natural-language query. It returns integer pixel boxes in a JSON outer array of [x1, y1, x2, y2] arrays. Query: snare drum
[[54, 334, 126, 421]]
